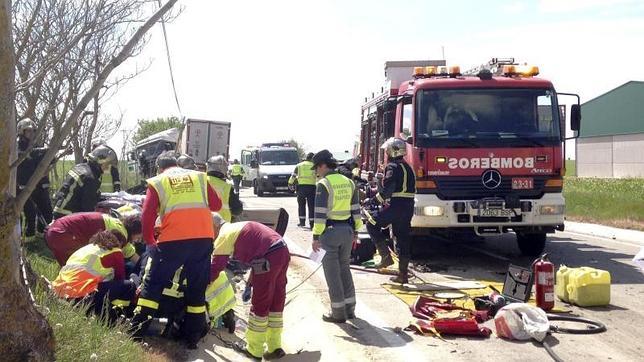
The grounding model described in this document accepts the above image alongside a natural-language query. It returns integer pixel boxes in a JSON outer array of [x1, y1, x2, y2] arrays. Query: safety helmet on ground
[[177, 154, 196, 170], [310, 149, 337, 170], [87, 145, 118, 167], [156, 150, 178, 170], [381, 137, 407, 158], [306, 152, 315, 161], [91, 137, 107, 150], [17, 119, 36, 135], [207, 155, 228, 175]]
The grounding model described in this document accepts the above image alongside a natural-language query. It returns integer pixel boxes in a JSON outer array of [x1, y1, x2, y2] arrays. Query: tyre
[[516, 232, 547, 256], [253, 181, 257, 195], [256, 182, 265, 197]]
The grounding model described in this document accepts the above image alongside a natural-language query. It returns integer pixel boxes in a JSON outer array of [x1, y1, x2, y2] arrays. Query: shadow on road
[[335, 317, 413, 348]]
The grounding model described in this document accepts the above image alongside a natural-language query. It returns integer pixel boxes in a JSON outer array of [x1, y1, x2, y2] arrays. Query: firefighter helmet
[[87, 145, 118, 167], [17, 119, 36, 135], [207, 155, 228, 175], [177, 154, 196, 170], [381, 137, 407, 158], [91, 137, 107, 150]]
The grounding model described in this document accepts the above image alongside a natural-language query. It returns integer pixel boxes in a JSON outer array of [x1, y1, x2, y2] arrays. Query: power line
[[157, 0, 182, 116]]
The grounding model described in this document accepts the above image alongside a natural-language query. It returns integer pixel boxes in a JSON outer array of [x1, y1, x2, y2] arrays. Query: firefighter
[[211, 214, 289, 360], [52, 230, 137, 321], [288, 152, 316, 228], [365, 137, 416, 283], [16, 119, 53, 237], [206, 155, 243, 222], [52, 145, 118, 219], [91, 138, 122, 192], [129, 151, 222, 349], [177, 154, 197, 170], [229, 159, 245, 194], [45, 211, 141, 266], [311, 150, 363, 323]]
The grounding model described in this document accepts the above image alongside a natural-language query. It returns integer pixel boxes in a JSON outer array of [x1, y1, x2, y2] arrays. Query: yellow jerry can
[[555, 265, 573, 302], [565, 267, 611, 307]]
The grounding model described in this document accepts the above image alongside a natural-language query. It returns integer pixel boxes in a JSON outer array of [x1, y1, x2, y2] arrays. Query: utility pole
[[120, 128, 129, 188]]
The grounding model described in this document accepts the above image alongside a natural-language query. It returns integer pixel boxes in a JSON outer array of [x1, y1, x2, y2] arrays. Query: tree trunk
[[0, 1, 55, 360]]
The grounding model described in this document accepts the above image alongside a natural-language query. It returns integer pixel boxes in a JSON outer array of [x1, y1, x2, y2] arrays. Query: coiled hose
[[541, 314, 607, 362]]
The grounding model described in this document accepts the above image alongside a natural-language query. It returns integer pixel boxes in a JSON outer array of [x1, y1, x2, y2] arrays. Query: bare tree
[[1, 0, 179, 359]]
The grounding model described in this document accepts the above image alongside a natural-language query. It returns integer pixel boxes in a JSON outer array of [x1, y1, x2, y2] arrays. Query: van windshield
[[259, 150, 300, 165], [415, 88, 561, 147]]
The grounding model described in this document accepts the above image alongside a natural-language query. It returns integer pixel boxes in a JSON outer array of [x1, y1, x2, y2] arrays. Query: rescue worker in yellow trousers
[[211, 213, 290, 360], [311, 150, 363, 323], [288, 152, 316, 228]]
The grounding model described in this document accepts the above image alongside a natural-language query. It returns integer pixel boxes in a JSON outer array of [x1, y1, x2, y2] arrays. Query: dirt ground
[[186, 188, 644, 362]]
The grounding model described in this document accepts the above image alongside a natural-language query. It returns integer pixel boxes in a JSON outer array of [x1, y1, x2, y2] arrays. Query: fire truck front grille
[[430, 176, 548, 200]]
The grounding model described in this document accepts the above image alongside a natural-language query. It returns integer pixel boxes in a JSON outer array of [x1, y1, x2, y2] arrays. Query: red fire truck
[[358, 58, 581, 256]]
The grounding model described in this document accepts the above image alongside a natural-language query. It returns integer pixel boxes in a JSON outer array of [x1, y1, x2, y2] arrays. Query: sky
[[103, 0, 644, 160]]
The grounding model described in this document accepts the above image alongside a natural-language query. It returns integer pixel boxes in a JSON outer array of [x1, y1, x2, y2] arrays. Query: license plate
[[512, 177, 534, 190], [276, 186, 289, 190], [479, 209, 513, 217]]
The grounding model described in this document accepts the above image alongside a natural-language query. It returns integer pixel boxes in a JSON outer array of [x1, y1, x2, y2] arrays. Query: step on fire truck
[[358, 58, 581, 256]]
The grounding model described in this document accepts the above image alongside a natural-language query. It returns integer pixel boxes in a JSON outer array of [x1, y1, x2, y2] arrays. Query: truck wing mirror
[[250, 160, 259, 168], [570, 104, 581, 132]]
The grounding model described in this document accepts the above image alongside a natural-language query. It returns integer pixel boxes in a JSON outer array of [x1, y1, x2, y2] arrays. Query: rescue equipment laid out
[[556, 266, 611, 307]]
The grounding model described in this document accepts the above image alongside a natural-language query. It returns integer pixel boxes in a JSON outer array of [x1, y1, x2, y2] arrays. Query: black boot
[[390, 257, 409, 284], [374, 243, 394, 269]]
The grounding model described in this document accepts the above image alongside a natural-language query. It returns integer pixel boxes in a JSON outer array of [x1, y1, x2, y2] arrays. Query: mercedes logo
[[481, 169, 502, 189]]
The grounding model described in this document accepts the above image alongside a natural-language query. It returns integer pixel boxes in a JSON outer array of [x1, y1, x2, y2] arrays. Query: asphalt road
[[192, 187, 644, 362]]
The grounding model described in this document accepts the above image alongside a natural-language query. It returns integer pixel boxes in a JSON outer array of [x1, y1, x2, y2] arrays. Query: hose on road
[[540, 314, 607, 362]]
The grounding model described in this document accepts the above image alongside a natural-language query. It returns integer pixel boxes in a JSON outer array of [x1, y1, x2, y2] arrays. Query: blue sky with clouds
[[104, 0, 644, 159]]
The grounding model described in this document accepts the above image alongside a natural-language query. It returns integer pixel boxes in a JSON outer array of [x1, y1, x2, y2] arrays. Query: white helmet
[[87, 145, 118, 167], [17, 119, 36, 135], [177, 154, 196, 170], [91, 137, 107, 150], [381, 137, 407, 158], [207, 155, 228, 175]]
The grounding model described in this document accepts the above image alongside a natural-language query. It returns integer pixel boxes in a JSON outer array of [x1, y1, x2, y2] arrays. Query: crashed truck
[[358, 58, 581, 256], [130, 118, 231, 179]]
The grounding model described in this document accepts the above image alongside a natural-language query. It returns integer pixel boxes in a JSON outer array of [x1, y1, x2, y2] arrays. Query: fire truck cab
[[359, 59, 581, 256]]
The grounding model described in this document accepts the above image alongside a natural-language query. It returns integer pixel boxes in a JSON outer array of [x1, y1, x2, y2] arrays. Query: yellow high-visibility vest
[[53, 244, 120, 298], [230, 164, 244, 176], [289, 160, 316, 186], [206, 271, 236, 320], [312, 173, 354, 235], [208, 176, 233, 222]]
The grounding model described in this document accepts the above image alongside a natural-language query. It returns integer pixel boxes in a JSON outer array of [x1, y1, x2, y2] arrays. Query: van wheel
[[256, 182, 265, 197], [253, 181, 258, 195], [516, 232, 547, 256]]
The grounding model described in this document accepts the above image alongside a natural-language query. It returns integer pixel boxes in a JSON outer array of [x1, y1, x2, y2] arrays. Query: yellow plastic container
[[556, 265, 573, 302], [565, 267, 611, 307]]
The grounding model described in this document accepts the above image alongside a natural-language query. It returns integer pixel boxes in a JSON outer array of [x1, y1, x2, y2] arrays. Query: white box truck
[[178, 118, 231, 165]]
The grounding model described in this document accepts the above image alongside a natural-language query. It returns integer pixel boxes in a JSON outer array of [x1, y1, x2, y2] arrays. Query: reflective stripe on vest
[[102, 214, 128, 241], [391, 163, 416, 198], [147, 167, 214, 242], [208, 176, 232, 222], [230, 164, 243, 176], [296, 161, 316, 185], [213, 222, 247, 256], [142, 256, 184, 298], [53, 244, 120, 298], [319, 174, 354, 220], [206, 271, 236, 319]]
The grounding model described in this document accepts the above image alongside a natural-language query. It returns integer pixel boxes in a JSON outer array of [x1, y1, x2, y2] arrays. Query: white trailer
[[178, 118, 231, 165]]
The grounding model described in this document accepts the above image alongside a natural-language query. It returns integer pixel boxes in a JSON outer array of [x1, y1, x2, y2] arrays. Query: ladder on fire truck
[[463, 57, 517, 76]]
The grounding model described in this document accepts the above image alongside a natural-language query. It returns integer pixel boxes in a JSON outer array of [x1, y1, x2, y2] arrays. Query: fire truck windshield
[[259, 149, 300, 165], [415, 88, 561, 147]]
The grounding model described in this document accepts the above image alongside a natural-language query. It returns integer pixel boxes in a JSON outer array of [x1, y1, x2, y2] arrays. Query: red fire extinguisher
[[532, 254, 555, 311]]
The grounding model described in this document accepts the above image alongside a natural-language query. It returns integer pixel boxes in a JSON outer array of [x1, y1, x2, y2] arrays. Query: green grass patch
[[565, 159, 576, 177], [49, 160, 142, 193], [564, 177, 644, 230], [25, 237, 147, 362]]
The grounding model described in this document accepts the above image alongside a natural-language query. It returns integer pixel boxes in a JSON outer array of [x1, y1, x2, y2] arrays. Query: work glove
[[129, 273, 141, 288], [242, 284, 252, 303], [288, 184, 296, 192]]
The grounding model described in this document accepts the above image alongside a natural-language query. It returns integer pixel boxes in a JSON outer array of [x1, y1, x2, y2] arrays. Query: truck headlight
[[422, 206, 444, 216], [539, 205, 564, 215], [262, 175, 269, 179]]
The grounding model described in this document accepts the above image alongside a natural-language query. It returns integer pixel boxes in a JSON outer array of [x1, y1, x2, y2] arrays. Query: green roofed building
[[577, 81, 644, 178]]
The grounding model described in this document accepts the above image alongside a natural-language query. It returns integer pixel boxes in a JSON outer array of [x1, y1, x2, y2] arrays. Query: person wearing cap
[[364, 137, 416, 284], [44, 211, 142, 266], [211, 213, 290, 360], [129, 151, 222, 349], [311, 149, 362, 323], [53, 145, 118, 219], [16, 118, 53, 237], [229, 159, 245, 194], [206, 155, 243, 222], [91, 138, 122, 192], [288, 152, 316, 228]]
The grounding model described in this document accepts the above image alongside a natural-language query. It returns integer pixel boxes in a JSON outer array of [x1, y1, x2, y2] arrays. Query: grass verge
[[24, 238, 151, 362], [564, 177, 644, 230]]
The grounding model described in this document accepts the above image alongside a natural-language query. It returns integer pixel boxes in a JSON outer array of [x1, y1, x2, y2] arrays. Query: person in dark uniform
[[16, 119, 53, 237], [91, 138, 122, 192], [288, 152, 316, 228], [364, 138, 416, 283], [52, 145, 118, 219]]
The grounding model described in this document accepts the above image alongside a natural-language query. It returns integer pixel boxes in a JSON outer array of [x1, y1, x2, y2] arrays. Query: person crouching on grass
[[52, 230, 137, 322]]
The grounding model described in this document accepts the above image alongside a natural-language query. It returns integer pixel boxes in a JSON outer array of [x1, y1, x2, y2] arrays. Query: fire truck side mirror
[[570, 104, 581, 132]]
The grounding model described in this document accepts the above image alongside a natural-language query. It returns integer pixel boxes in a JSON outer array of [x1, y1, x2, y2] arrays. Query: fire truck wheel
[[516, 232, 547, 257]]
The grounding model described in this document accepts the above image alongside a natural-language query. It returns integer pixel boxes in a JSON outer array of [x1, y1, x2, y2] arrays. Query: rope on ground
[[286, 264, 322, 295]]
